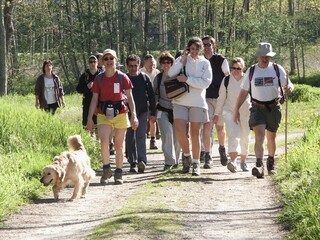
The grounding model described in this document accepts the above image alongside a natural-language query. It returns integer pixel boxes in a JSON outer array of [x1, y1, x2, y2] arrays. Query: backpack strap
[[156, 73, 163, 96], [224, 75, 230, 90], [273, 63, 284, 101], [248, 64, 256, 102]]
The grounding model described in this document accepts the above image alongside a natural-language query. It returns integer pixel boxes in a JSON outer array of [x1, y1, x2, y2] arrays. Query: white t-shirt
[[140, 67, 160, 85], [215, 73, 250, 116], [241, 62, 293, 102], [44, 77, 56, 104]]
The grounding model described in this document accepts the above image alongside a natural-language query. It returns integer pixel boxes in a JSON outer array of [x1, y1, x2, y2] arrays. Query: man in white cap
[[233, 42, 294, 178]]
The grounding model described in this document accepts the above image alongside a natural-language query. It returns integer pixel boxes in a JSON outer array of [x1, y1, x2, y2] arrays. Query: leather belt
[[252, 101, 279, 109]]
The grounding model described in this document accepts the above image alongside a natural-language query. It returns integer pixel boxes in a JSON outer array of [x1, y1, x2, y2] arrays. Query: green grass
[[0, 94, 101, 223], [275, 116, 320, 239]]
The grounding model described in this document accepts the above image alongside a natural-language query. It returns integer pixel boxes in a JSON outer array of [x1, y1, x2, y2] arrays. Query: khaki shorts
[[206, 98, 224, 125], [97, 113, 130, 129], [173, 104, 209, 123]]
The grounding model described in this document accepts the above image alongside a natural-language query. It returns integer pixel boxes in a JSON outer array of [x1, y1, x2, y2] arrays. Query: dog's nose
[[40, 177, 44, 183]]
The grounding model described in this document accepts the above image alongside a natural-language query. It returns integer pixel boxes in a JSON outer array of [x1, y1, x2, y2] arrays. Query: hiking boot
[[156, 132, 161, 140], [192, 162, 201, 176], [109, 142, 115, 155], [172, 164, 179, 169], [219, 146, 228, 166], [129, 163, 138, 173], [227, 160, 237, 173], [267, 156, 276, 175], [164, 164, 173, 171], [150, 139, 158, 150], [100, 168, 113, 185], [138, 161, 146, 173], [203, 153, 212, 169], [114, 172, 123, 185], [200, 151, 205, 163], [181, 155, 192, 173], [240, 161, 249, 172], [252, 160, 264, 178]]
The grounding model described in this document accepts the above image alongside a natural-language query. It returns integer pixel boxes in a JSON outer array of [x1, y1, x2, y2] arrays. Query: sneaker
[[219, 146, 228, 166], [192, 162, 201, 176], [267, 156, 276, 175], [181, 155, 192, 173], [100, 168, 113, 185], [109, 142, 115, 155], [172, 164, 179, 169], [240, 161, 249, 172], [114, 172, 123, 185], [252, 160, 264, 178], [150, 139, 158, 150], [200, 151, 205, 163], [129, 163, 138, 173], [138, 161, 146, 173], [227, 161, 237, 173], [203, 153, 212, 169], [163, 164, 172, 171]]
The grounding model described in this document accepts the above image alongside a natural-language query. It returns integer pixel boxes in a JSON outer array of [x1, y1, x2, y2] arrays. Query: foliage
[[276, 116, 320, 239], [0, 94, 101, 223], [6, 0, 319, 95], [289, 84, 320, 102]]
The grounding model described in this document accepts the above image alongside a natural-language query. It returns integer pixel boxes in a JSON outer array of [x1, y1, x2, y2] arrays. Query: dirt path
[[0, 134, 302, 240]]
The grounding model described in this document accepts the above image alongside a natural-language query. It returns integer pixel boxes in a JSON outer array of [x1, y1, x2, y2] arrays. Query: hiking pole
[[284, 71, 289, 162]]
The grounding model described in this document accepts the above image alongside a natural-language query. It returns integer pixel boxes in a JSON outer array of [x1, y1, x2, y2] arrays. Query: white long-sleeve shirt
[[168, 55, 212, 109], [215, 73, 251, 116]]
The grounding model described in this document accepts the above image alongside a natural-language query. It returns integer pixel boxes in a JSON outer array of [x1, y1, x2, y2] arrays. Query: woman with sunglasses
[[153, 51, 181, 170], [213, 57, 251, 173], [87, 49, 139, 185]]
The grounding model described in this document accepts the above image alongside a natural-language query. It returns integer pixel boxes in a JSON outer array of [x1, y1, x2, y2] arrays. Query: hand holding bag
[[164, 65, 189, 99]]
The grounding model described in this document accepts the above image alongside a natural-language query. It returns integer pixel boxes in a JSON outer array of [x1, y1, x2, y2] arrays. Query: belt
[[252, 101, 279, 109]]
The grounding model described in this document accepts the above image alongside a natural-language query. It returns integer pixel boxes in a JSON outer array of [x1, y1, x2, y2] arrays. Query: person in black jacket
[[76, 55, 101, 131], [125, 54, 157, 173]]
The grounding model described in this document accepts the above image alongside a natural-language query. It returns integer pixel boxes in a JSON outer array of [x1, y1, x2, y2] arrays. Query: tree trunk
[[0, 0, 8, 96], [288, 0, 296, 75]]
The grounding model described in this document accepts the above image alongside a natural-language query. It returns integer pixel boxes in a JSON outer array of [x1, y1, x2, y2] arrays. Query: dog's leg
[[81, 179, 90, 198], [69, 178, 84, 201], [53, 185, 60, 200]]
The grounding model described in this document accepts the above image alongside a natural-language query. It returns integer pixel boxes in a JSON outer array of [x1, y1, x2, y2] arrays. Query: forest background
[[0, 0, 320, 96]]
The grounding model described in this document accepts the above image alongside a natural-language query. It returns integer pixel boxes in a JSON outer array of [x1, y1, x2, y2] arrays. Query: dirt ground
[[0, 135, 298, 240]]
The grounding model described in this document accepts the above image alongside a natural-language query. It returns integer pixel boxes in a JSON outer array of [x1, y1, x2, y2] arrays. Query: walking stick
[[284, 71, 289, 162]]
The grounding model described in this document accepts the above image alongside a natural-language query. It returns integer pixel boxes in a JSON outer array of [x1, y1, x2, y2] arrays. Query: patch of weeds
[[89, 179, 184, 240]]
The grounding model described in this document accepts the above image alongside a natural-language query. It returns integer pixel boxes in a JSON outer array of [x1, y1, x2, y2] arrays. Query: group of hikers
[[34, 35, 294, 185]]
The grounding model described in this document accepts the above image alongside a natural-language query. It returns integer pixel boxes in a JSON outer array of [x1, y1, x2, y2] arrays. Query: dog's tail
[[68, 135, 86, 153]]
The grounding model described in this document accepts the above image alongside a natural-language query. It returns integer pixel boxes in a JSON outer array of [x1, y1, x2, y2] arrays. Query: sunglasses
[[103, 57, 114, 61], [231, 67, 242, 70], [203, 43, 212, 47], [89, 61, 97, 63], [161, 61, 172, 64]]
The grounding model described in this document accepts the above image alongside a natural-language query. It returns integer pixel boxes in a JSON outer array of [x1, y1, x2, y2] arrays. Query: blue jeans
[[125, 112, 148, 164]]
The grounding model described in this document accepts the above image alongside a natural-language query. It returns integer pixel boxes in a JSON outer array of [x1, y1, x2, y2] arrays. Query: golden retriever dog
[[40, 135, 96, 201]]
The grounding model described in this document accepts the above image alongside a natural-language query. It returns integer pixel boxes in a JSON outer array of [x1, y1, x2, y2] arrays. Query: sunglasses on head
[[231, 67, 242, 70], [103, 57, 114, 61]]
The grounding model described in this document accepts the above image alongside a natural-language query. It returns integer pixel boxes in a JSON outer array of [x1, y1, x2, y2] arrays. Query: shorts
[[206, 98, 224, 125], [173, 104, 209, 123], [97, 113, 130, 129], [249, 105, 282, 133]]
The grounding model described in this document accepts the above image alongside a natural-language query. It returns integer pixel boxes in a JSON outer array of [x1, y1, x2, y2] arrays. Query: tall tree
[[288, 0, 296, 74], [0, 0, 7, 96]]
